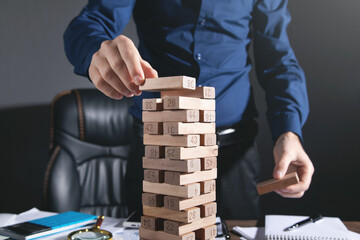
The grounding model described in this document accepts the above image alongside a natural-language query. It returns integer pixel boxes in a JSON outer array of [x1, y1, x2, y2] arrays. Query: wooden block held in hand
[[165, 146, 218, 160], [164, 191, 216, 211], [145, 146, 165, 158], [143, 98, 163, 111], [143, 157, 201, 173], [163, 122, 216, 135], [143, 110, 199, 122], [144, 134, 200, 147], [143, 205, 200, 223], [161, 86, 215, 99], [201, 157, 217, 170], [163, 215, 216, 235], [139, 228, 195, 240], [144, 169, 164, 183], [200, 180, 216, 194], [200, 134, 217, 146], [141, 216, 163, 231], [144, 122, 163, 135], [163, 96, 215, 111], [143, 181, 200, 198], [256, 172, 300, 195], [200, 110, 216, 122], [139, 76, 196, 91], [199, 202, 217, 217], [195, 225, 217, 240], [164, 169, 217, 185], [142, 193, 164, 207]]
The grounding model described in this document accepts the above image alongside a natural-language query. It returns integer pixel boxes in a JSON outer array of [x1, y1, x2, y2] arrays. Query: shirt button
[[200, 18, 206, 26], [196, 53, 202, 60]]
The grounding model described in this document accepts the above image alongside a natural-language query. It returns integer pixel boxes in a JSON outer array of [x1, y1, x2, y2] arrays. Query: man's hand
[[273, 132, 314, 198], [89, 35, 158, 99]]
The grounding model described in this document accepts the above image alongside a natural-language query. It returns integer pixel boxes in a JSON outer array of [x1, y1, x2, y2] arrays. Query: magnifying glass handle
[[95, 216, 105, 229]]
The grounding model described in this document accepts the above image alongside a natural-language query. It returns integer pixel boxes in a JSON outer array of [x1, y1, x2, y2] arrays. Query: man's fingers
[[90, 67, 123, 100], [275, 190, 304, 198], [273, 152, 292, 180], [117, 36, 145, 86], [141, 59, 158, 79]]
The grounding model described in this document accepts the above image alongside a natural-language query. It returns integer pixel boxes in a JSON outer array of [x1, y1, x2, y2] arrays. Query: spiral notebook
[[265, 215, 351, 240]]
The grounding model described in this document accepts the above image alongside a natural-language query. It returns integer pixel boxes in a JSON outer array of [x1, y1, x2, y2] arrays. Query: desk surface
[[226, 220, 360, 238]]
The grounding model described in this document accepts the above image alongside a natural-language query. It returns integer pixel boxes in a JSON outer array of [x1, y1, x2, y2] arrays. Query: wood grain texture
[[163, 122, 216, 135], [199, 110, 216, 122], [200, 180, 216, 194], [195, 225, 217, 240], [200, 134, 217, 146], [165, 146, 218, 160], [143, 157, 201, 173], [142, 193, 164, 207], [143, 110, 199, 122], [256, 172, 299, 195], [139, 227, 195, 240], [139, 76, 196, 91], [144, 169, 164, 183], [141, 216, 163, 231], [201, 157, 217, 170], [164, 191, 216, 211], [163, 215, 216, 235], [164, 169, 217, 186], [143, 181, 200, 198], [163, 96, 215, 111], [199, 202, 217, 218], [161, 87, 215, 99], [144, 134, 200, 147], [145, 146, 165, 158], [143, 205, 200, 223]]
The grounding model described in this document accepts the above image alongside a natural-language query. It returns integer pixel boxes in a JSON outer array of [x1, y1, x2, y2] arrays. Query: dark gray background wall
[[0, 0, 359, 219]]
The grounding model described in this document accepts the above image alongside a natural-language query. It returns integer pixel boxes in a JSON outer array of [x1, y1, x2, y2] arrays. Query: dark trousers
[[125, 119, 261, 220]]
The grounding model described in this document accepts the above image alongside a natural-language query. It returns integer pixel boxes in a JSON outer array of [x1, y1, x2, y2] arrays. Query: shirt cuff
[[268, 112, 303, 144]]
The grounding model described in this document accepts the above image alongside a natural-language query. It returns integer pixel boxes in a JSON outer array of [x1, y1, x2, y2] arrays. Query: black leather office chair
[[43, 89, 133, 218]]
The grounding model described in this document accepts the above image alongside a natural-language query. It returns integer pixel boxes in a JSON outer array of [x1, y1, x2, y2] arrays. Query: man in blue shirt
[[64, 0, 314, 219]]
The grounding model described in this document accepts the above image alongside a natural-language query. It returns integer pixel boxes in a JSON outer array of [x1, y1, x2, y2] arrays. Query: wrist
[[276, 131, 300, 146]]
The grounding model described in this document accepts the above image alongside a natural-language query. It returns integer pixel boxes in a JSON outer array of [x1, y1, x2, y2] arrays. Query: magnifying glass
[[67, 216, 112, 240]]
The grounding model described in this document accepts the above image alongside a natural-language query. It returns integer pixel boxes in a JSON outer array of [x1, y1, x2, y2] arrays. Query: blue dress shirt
[[64, 0, 309, 142]]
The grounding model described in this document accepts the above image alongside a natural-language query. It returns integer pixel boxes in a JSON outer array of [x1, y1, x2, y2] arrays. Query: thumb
[[273, 155, 291, 180]]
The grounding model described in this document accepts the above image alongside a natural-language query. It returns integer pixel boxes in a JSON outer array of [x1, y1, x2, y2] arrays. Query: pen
[[221, 221, 231, 239], [284, 214, 323, 231]]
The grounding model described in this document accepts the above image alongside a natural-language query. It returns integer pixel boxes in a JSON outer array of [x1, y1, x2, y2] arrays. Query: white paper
[[232, 226, 265, 240], [0, 214, 17, 227], [265, 215, 352, 239]]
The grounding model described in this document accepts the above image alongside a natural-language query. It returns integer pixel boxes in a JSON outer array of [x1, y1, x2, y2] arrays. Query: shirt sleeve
[[252, 0, 309, 143], [64, 0, 136, 77]]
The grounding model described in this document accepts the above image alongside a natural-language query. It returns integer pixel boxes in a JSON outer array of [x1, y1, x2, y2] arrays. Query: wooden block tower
[[139, 76, 218, 240]]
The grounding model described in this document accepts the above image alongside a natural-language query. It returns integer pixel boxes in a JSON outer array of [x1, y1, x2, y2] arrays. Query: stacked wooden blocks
[[139, 76, 218, 240]]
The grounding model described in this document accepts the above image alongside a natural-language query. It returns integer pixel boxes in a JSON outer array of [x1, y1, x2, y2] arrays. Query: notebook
[[0, 211, 97, 240], [265, 215, 352, 240]]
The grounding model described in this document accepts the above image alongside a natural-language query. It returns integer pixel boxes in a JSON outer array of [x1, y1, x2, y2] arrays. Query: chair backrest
[[43, 89, 133, 218]]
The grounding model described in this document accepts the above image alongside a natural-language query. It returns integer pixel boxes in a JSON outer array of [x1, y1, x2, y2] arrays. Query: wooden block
[[200, 180, 216, 194], [163, 122, 215, 135], [199, 202, 217, 218], [200, 134, 217, 146], [163, 215, 216, 235], [164, 191, 216, 211], [144, 134, 200, 147], [144, 169, 164, 183], [139, 76, 196, 91], [139, 227, 195, 240], [144, 122, 163, 135], [195, 225, 217, 240], [165, 146, 218, 160], [141, 216, 163, 231], [145, 146, 165, 158], [143, 110, 199, 122], [143, 181, 200, 198], [163, 96, 215, 111], [201, 157, 217, 170], [143, 205, 200, 223], [200, 110, 216, 122], [161, 86, 215, 99], [142, 193, 164, 207], [256, 172, 300, 195], [143, 157, 201, 173], [143, 98, 163, 111], [164, 169, 217, 186]]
